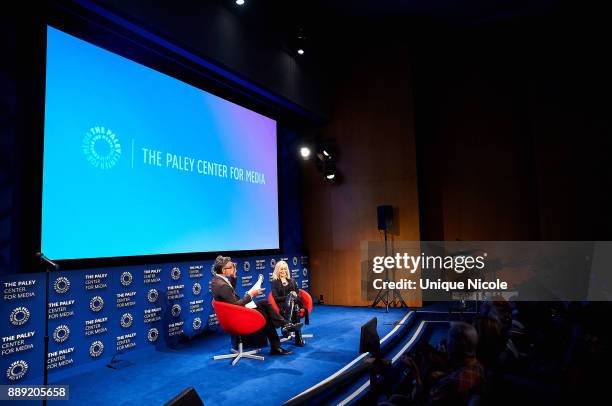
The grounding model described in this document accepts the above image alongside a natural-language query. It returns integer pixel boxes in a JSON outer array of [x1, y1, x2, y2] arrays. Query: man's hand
[[248, 287, 265, 297]]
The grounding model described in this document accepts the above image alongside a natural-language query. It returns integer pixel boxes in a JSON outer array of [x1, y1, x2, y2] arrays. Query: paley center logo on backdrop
[[171, 304, 181, 317], [53, 325, 70, 343], [147, 328, 159, 342], [6, 360, 28, 381], [9, 306, 30, 326], [90, 296, 104, 312], [82, 126, 121, 169], [147, 288, 159, 303], [89, 341, 104, 358], [120, 272, 133, 287], [53, 276, 70, 294], [171, 267, 181, 280], [120, 313, 133, 328]]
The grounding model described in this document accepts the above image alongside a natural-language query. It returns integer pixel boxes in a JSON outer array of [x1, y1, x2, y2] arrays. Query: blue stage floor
[[49, 305, 409, 406]]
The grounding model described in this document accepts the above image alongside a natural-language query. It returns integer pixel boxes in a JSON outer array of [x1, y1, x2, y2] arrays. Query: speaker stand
[[371, 229, 408, 312]]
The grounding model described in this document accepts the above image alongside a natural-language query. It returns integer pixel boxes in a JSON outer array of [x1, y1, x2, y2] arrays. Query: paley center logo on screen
[[82, 126, 121, 169]]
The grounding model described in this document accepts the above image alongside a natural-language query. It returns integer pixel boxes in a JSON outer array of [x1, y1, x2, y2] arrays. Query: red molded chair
[[212, 300, 266, 365], [299, 289, 314, 315], [268, 289, 314, 343]]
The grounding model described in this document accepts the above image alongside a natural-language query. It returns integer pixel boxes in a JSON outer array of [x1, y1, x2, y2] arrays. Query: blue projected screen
[[42, 26, 279, 260]]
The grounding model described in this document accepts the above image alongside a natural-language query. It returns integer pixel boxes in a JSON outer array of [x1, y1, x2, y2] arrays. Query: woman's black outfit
[[271, 278, 308, 346]]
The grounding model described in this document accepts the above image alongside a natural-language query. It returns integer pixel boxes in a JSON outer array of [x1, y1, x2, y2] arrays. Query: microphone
[[36, 252, 60, 270]]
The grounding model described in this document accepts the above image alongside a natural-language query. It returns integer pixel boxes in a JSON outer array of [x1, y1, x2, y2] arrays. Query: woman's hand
[[291, 291, 298, 297]]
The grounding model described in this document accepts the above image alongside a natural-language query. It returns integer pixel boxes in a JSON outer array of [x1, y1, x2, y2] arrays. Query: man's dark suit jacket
[[211, 275, 252, 306]]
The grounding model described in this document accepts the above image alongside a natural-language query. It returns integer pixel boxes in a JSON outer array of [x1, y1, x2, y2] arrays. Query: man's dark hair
[[213, 255, 233, 274], [447, 321, 478, 360]]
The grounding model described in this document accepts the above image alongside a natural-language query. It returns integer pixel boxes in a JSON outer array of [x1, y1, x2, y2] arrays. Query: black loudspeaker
[[164, 387, 205, 406], [377, 205, 393, 231]]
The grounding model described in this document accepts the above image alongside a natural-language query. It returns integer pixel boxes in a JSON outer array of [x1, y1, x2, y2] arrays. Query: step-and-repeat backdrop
[[0, 254, 309, 384]]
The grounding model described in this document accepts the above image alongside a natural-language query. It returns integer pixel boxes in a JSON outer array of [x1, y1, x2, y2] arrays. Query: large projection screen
[[41, 26, 279, 260]]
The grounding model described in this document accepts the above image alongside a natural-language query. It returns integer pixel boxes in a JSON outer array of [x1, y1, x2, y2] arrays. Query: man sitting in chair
[[211, 255, 301, 355]]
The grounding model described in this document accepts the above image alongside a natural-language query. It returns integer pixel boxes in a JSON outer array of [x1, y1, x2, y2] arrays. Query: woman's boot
[[294, 329, 305, 347]]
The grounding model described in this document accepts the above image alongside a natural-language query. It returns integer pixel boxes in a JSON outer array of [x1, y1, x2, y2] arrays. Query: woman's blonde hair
[[272, 260, 290, 280]]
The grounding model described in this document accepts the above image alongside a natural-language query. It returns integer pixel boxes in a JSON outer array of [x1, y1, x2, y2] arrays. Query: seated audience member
[[271, 260, 307, 346], [211, 255, 301, 355], [428, 322, 484, 405], [389, 323, 483, 406], [476, 297, 518, 370]]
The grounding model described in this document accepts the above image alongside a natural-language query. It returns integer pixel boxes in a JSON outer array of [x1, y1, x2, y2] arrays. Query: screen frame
[[31, 2, 293, 270]]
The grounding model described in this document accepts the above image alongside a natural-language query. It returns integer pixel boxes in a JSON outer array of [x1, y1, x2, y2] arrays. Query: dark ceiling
[[310, 0, 557, 23], [224, 0, 562, 33], [214, 0, 598, 56]]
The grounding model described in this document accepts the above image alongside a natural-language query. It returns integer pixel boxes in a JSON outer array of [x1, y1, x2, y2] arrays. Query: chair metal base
[[212, 342, 264, 365]]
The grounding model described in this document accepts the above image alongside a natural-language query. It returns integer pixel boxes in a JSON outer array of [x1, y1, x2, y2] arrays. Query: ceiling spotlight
[[235, 0, 245, 5], [300, 146, 311, 159], [316, 143, 335, 162], [323, 162, 337, 183], [295, 29, 307, 56]]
